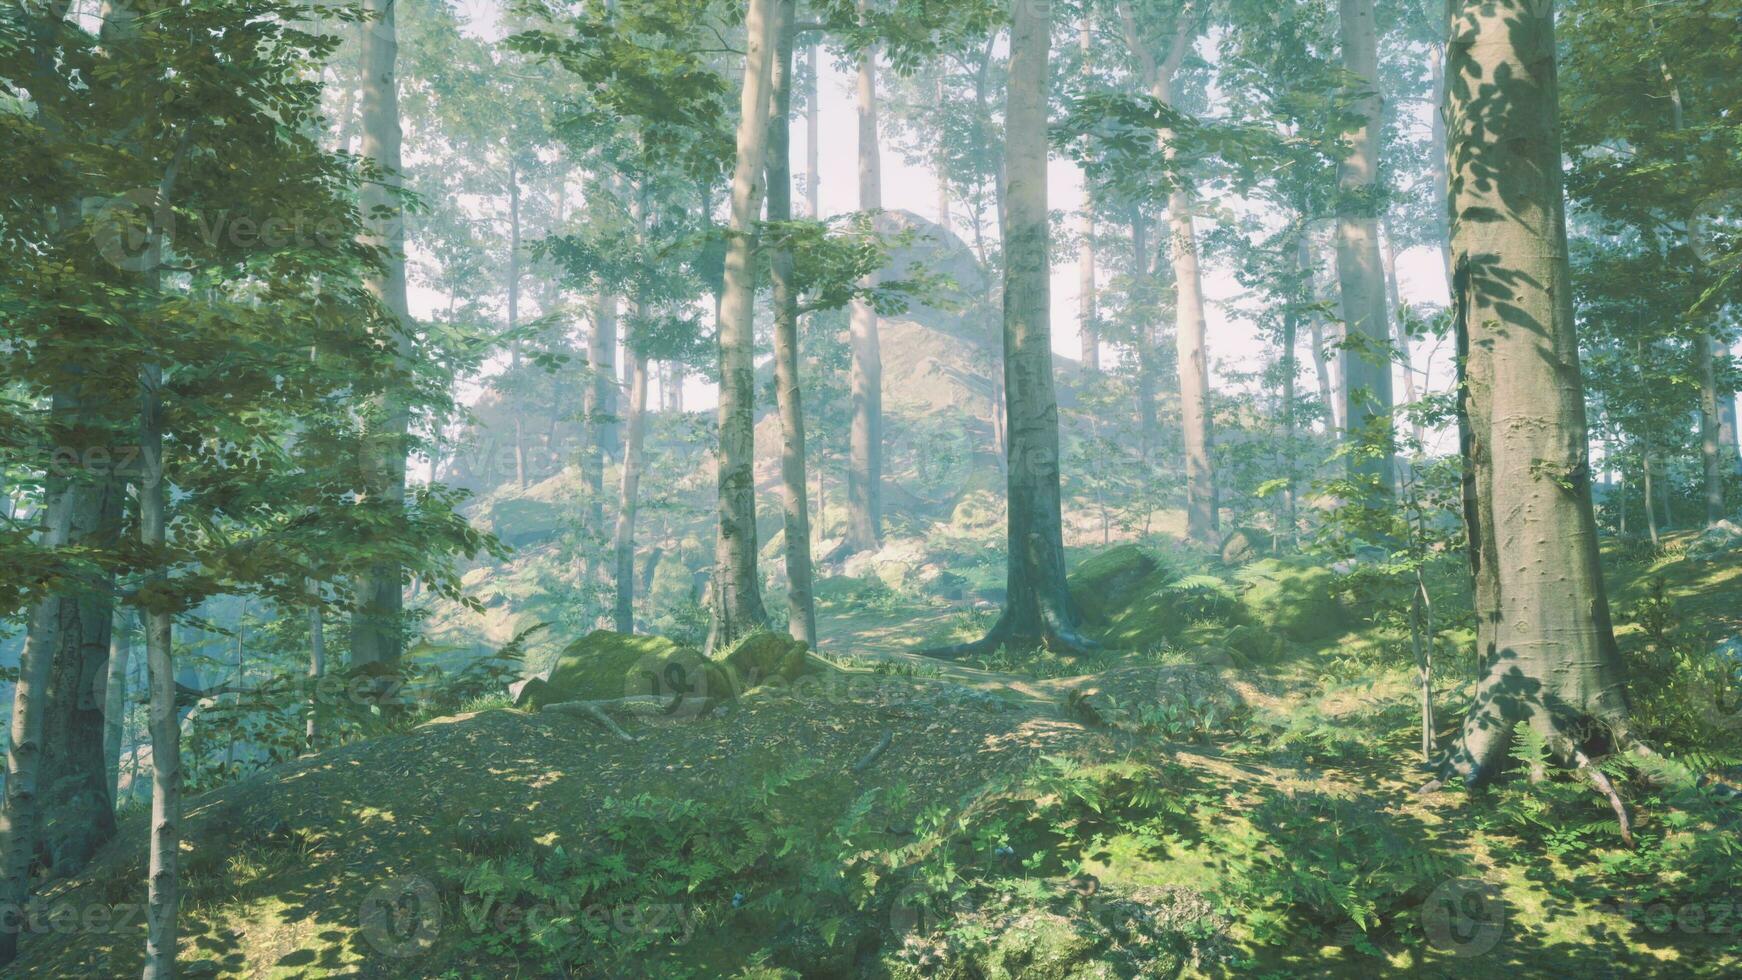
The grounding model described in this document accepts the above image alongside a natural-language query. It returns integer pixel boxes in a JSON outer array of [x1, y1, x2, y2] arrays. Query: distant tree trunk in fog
[[805, 44, 821, 218], [1076, 13, 1097, 376], [1121, 3, 1215, 543], [1306, 236, 1337, 431], [508, 155, 527, 490], [1078, 195, 1097, 371], [614, 187, 652, 634], [1334, 0, 1395, 493], [1642, 444, 1661, 546], [932, 0, 1092, 659], [1129, 210, 1158, 455], [846, 0, 885, 554], [1697, 333, 1725, 525], [614, 352, 649, 633], [710, 0, 780, 649], [583, 293, 618, 531], [1381, 219, 1423, 447], [1441, 0, 1628, 785], [767, 0, 819, 648], [351, 0, 415, 672]]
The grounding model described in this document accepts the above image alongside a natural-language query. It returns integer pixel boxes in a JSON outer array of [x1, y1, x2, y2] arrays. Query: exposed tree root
[[1575, 749, 1633, 847], [541, 696, 682, 742], [853, 728, 893, 774], [921, 606, 1100, 662]]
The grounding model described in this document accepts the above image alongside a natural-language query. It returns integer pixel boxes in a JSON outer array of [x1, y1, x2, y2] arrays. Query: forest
[[1, 0, 1741, 976]]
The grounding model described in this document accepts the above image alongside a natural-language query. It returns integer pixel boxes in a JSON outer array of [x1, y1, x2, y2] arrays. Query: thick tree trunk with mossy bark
[[1335, 0, 1395, 494], [846, 0, 884, 555], [767, 0, 819, 648], [0, 396, 122, 964], [351, 0, 414, 675], [930, 0, 1092, 660], [1441, 0, 1628, 785], [709, 0, 780, 651]]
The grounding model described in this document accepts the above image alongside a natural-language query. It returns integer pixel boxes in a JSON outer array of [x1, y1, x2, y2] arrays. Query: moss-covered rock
[[1235, 558, 1346, 643], [1219, 526, 1274, 566], [718, 631, 811, 689], [519, 630, 732, 710], [484, 496, 568, 548], [1067, 546, 1186, 651]]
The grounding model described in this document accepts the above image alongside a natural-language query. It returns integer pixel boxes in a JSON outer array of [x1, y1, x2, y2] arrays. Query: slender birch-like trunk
[[1335, 0, 1395, 493], [846, 0, 884, 554], [709, 0, 781, 649], [767, 0, 819, 647], [351, 0, 415, 672], [1120, 3, 1216, 542]]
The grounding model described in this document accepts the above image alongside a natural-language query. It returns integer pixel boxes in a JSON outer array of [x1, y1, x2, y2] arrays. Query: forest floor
[[7, 532, 1742, 978]]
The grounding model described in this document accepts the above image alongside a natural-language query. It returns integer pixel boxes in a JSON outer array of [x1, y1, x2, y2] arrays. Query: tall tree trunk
[[1429, 41, 1454, 290], [104, 610, 133, 809], [804, 44, 821, 218], [306, 580, 325, 749], [613, 185, 651, 635], [613, 352, 649, 633], [1130, 210, 1159, 456], [1697, 333, 1725, 525], [1306, 236, 1338, 431], [351, 0, 415, 672], [709, 0, 780, 649], [1078, 214, 1097, 373], [1719, 389, 1740, 477], [767, 0, 819, 648], [583, 292, 618, 532], [1335, 0, 1395, 493], [1382, 219, 1426, 450], [140, 361, 179, 980], [1642, 444, 1661, 547], [1442, 0, 1628, 784], [508, 155, 527, 490], [1121, 4, 1215, 543], [846, 0, 885, 555], [932, 0, 1089, 658], [0, 394, 122, 963]]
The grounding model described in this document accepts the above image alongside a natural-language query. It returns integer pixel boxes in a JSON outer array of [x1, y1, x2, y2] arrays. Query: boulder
[[1066, 546, 1187, 650], [517, 630, 731, 711], [718, 631, 812, 689], [484, 496, 569, 548], [1219, 527, 1274, 566], [1235, 558, 1347, 644], [1688, 520, 1742, 562]]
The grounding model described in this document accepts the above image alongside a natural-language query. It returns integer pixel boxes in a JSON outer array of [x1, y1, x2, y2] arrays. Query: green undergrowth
[[13, 533, 1742, 977]]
